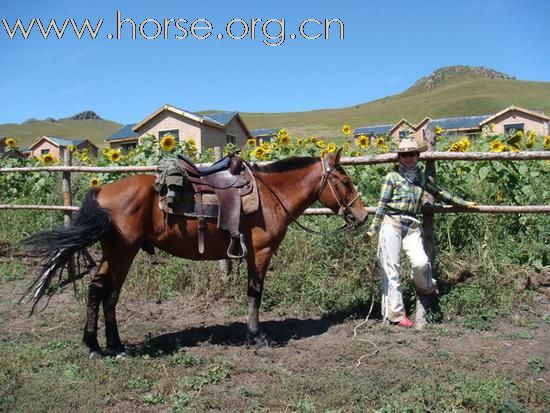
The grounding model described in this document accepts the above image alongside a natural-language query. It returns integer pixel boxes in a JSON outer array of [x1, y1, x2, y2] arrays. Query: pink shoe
[[397, 315, 414, 328]]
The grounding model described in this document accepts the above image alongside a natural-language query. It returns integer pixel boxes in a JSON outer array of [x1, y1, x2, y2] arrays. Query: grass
[[3, 68, 550, 145], [0, 119, 122, 148]]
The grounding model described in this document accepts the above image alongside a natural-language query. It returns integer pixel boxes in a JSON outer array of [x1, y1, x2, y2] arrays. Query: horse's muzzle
[[342, 209, 367, 229]]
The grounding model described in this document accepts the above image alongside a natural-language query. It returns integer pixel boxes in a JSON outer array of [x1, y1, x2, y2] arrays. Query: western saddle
[[156, 153, 256, 259]]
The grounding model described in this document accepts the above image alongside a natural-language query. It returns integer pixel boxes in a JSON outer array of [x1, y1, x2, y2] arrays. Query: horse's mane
[[250, 156, 319, 173]]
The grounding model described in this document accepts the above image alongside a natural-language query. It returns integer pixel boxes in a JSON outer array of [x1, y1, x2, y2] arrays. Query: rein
[[250, 157, 355, 237]]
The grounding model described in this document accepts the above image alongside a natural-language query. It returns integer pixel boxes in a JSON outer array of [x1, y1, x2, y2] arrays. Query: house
[[28, 136, 99, 160], [250, 128, 278, 143], [354, 105, 550, 143], [106, 104, 253, 152], [105, 124, 139, 153]]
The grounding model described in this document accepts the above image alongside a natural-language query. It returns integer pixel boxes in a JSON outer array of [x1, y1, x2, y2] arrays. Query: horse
[[22, 150, 368, 357]]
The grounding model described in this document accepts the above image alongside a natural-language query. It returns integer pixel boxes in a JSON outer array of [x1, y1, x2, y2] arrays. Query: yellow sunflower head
[[5, 137, 17, 148], [279, 134, 291, 145], [341, 124, 352, 136], [326, 143, 337, 153], [160, 134, 177, 151], [252, 147, 267, 160], [187, 138, 197, 147], [489, 140, 505, 152], [276, 129, 288, 141], [40, 153, 57, 165], [374, 137, 385, 147], [356, 135, 369, 149], [544, 136, 550, 149], [108, 149, 122, 162], [89, 177, 101, 187], [434, 126, 443, 135], [315, 139, 325, 148], [101, 147, 110, 155], [247, 138, 257, 147]]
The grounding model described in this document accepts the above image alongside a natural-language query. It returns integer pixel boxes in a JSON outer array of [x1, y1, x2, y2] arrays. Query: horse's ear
[[334, 148, 343, 165]]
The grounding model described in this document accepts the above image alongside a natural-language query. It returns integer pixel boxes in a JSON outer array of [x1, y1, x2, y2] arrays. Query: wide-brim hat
[[394, 138, 427, 154]]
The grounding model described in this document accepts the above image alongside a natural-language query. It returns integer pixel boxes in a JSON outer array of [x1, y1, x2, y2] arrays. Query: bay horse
[[23, 150, 367, 357]]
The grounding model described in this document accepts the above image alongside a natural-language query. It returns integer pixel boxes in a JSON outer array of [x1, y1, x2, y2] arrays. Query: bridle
[[251, 156, 362, 236], [318, 156, 362, 229]]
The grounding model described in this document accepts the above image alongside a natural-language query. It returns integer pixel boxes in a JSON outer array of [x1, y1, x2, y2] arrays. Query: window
[[398, 130, 409, 139], [226, 134, 236, 145], [504, 123, 524, 134], [121, 143, 137, 154], [159, 129, 180, 142], [41, 148, 50, 154]]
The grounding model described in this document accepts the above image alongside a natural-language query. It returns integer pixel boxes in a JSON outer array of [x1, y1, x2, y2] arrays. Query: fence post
[[422, 127, 436, 270], [213, 146, 232, 277], [62, 148, 72, 227]]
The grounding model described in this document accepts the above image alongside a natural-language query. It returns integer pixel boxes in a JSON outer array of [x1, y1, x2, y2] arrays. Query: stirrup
[[227, 234, 247, 259]]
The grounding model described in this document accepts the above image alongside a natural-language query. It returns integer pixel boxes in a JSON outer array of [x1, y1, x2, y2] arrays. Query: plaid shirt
[[367, 169, 468, 235]]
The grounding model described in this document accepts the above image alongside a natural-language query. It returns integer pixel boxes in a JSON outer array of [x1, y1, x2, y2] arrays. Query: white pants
[[377, 215, 437, 322]]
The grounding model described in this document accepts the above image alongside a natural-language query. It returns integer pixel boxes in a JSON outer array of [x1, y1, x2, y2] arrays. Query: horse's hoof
[[247, 331, 271, 350], [115, 351, 130, 360], [89, 351, 102, 360]]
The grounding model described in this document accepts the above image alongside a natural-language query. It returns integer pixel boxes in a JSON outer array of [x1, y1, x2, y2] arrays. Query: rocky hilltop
[[413, 65, 515, 90], [67, 111, 102, 120]]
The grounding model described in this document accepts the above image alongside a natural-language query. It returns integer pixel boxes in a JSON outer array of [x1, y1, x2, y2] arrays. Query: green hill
[[239, 66, 550, 139], [2, 66, 549, 146], [0, 114, 121, 148]]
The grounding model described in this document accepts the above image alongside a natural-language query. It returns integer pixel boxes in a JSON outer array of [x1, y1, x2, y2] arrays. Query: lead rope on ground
[[353, 292, 379, 367]]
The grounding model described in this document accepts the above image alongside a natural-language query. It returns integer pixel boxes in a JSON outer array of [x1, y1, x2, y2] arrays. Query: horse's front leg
[[246, 249, 272, 348]]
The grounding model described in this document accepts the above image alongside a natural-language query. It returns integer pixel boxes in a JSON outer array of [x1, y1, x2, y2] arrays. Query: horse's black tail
[[21, 188, 111, 313]]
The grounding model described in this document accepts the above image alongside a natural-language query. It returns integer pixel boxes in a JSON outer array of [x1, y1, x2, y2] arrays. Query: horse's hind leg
[[102, 249, 138, 356], [83, 260, 109, 356], [82, 243, 138, 357]]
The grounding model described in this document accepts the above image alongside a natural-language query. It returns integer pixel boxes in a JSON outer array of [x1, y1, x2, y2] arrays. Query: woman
[[364, 138, 475, 328]]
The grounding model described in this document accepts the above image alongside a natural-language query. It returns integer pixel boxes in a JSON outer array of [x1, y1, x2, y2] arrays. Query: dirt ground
[[1, 270, 549, 412]]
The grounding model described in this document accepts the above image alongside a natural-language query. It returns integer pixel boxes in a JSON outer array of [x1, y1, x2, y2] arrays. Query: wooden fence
[[1, 150, 550, 215], [2, 148, 549, 268]]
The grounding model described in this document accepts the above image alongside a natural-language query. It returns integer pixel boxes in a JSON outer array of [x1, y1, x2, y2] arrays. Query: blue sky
[[1, 0, 548, 124]]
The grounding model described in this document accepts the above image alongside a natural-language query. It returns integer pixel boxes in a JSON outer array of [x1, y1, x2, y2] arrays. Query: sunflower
[[187, 138, 197, 147], [279, 134, 290, 145], [356, 135, 369, 149], [108, 149, 122, 162], [252, 147, 267, 160], [434, 126, 443, 135], [326, 142, 337, 153], [89, 177, 101, 187], [66, 144, 76, 152], [449, 143, 461, 152], [101, 147, 111, 155], [160, 135, 177, 151], [374, 137, 385, 147], [489, 123, 496, 132], [489, 140, 506, 152], [5, 137, 17, 148], [247, 138, 257, 147], [341, 124, 352, 136], [544, 136, 550, 149], [276, 129, 288, 141], [315, 139, 325, 148], [40, 153, 57, 165]]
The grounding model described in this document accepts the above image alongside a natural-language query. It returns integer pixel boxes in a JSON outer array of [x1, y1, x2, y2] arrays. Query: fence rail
[[1, 151, 549, 215]]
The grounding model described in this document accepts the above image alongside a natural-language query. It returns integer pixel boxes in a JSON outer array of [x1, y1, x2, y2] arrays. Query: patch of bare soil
[[2, 278, 549, 411]]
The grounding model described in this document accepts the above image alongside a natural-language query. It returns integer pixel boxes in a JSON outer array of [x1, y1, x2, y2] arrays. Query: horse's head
[[318, 149, 368, 228]]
